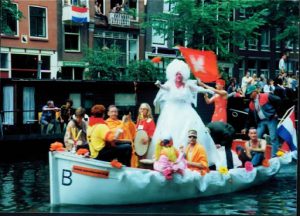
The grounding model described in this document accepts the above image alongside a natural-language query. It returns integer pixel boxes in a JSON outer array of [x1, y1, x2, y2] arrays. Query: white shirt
[[279, 58, 286, 72]]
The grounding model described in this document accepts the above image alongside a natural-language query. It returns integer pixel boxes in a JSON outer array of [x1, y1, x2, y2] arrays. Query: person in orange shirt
[[185, 130, 209, 176], [105, 105, 137, 167], [200, 79, 228, 123], [87, 104, 132, 166]]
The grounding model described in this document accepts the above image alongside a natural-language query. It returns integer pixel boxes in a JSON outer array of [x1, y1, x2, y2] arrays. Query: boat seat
[[139, 159, 154, 170]]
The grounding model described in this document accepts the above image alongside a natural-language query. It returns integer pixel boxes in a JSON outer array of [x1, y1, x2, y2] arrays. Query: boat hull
[[49, 151, 288, 205]]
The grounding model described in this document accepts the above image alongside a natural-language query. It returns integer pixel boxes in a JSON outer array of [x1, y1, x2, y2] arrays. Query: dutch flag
[[72, 6, 88, 23], [277, 106, 297, 158]]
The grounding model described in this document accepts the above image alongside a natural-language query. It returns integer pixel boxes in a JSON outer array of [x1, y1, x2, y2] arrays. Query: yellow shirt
[[87, 123, 112, 159]]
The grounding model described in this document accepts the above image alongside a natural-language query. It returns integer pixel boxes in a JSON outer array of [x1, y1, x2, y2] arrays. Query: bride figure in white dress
[[146, 59, 220, 167]]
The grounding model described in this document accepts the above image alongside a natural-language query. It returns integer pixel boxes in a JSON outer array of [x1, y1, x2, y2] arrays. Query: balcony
[[62, 5, 90, 23], [108, 13, 130, 27]]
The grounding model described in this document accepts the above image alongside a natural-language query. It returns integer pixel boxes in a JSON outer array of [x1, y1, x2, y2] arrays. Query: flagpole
[[278, 105, 295, 125]]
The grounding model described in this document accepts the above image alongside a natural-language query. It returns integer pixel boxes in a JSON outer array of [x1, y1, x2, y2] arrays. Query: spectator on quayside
[[263, 79, 275, 94], [236, 127, 266, 167], [105, 105, 136, 167], [184, 130, 209, 176], [87, 104, 132, 166], [40, 100, 60, 134], [64, 107, 88, 152], [241, 71, 253, 95], [59, 99, 75, 133]]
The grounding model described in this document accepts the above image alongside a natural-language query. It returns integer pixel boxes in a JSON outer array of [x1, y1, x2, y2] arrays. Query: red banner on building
[[178, 46, 220, 82]]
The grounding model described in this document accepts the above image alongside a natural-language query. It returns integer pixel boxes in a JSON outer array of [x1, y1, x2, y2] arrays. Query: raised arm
[[155, 80, 170, 91], [198, 80, 227, 97]]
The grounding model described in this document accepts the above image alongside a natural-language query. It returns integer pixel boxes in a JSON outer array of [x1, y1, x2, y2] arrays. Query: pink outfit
[[153, 153, 187, 180]]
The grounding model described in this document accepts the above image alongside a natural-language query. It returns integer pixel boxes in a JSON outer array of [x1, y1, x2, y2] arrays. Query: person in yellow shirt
[[105, 105, 137, 167], [185, 130, 209, 176], [87, 104, 132, 166]]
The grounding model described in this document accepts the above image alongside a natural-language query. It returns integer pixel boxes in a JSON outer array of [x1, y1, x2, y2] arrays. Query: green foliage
[[144, 0, 284, 62], [83, 45, 123, 81], [1, 0, 23, 35], [126, 60, 158, 81]]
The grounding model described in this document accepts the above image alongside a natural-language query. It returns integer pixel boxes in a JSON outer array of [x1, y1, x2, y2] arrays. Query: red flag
[[178, 46, 220, 82]]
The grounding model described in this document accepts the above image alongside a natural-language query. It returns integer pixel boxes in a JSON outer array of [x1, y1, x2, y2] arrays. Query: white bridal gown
[[147, 80, 220, 167]]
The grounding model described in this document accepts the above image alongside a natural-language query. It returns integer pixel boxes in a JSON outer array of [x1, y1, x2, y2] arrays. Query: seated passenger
[[87, 104, 132, 166], [153, 135, 186, 180], [236, 127, 266, 167], [105, 105, 137, 167], [64, 107, 88, 152], [185, 130, 209, 176]]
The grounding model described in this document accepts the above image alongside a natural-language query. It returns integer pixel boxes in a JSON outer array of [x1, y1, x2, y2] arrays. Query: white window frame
[[28, 5, 48, 39], [1, 3, 19, 37], [64, 25, 81, 52], [151, 20, 167, 47], [261, 30, 270, 51], [248, 38, 258, 50]]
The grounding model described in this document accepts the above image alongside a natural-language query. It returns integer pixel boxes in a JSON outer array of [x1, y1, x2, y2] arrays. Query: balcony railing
[[108, 13, 130, 26]]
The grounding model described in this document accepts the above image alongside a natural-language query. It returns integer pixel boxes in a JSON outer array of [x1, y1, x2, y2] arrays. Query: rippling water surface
[[0, 160, 297, 215]]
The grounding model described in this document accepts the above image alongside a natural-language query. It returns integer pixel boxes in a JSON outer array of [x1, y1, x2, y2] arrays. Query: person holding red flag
[[199, 79, 228, 123]]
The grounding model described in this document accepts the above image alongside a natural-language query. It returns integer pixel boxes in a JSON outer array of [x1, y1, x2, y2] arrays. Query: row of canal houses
[[0, 0, 299, 138]]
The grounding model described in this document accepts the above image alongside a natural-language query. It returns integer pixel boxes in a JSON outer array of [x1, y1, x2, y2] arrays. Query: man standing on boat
[[242, 85, 281, 157], [87, 104, 132, 166]]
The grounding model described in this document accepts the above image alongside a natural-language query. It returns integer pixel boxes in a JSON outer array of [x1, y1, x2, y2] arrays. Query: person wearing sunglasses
[[185, 130, 209, 176]]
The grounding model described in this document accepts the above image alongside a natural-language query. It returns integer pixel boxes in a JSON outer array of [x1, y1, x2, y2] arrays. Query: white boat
[[49, 150, 293, 205]]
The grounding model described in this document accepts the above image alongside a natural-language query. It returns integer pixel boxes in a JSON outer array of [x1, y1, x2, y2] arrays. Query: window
[[260, 60, 269, 78], [69, 93, 81, 108], [94, 31, 137, 66], [239, 8, 246, 18], [261, 30, 270, 51], [64, 25, 80, 52], [248, 59, 257, 75], [0, 53, 9, 69], [1, 3, 18, 36], [3, 86, 14, 125], [163, 0, 176, 13], [173, 30, 185, 47], [115, 93, 136, 106], [29, 6, 47, 38], [152, 20, 167, 47], [23, 87, 35, 124], [275, 28, 281, 49], [248, 38, 258, 50]]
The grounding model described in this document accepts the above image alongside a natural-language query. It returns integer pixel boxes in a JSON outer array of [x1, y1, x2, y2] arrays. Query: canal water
[[0, 159, 297, 215]]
